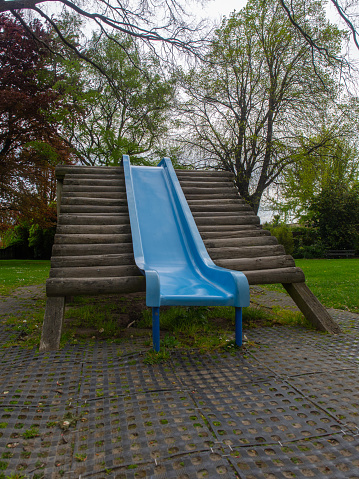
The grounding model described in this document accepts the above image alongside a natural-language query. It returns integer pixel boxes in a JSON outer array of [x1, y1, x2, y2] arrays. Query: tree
[[0, 14, 73, 229], [177, 0, 343, 213], [272, 127, 359, 221], [0, 0, 206, 72], [279, 0, 359, 60], [62, 33, 175, 166], [309, 181, 359, 250]]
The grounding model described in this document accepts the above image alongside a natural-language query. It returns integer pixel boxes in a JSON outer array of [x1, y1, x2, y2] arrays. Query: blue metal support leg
[[152, 307, 160, 352], [235, 307, 242, 347]]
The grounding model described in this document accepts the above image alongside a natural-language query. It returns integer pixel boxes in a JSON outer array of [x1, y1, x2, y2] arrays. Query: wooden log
[[63, 178, 124, 186], [56, 224, 131, 235], [242, 267, 305, 284], [192, 210, 255, 217], [200, 229, 270, 240], [50, 264, 139, 278], [189, 203, 252, 212], [178, 181, 233, 189], [52, 243, 133, 256], [215, 255, 295, 271], [60, 205, 127, 214], [62, 185, 123, 193], [65, 173, 123, 180], [175, 170, 233, 178], [208, 244, 286, 259], [56, 165, 123, 179], [54, 233, 132, 244], [195, 215, 260, 226], [204, 236, 278, 249], [62, 191, 125, 199], [198, 224, 262, 232], [185, 193, 240, 200], [282, 283, 343, 334], [61, 197, 128, 206], [51, 253, 136, 268], [181, 186, 239, 195], [46, 276, 145, 296], [187, 198, 245, 206], [58, 214, 129, 226], [39, 296, 65, 351]]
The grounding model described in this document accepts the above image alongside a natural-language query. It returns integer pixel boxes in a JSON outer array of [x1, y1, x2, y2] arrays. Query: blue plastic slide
[[123, 155, 250, 351]]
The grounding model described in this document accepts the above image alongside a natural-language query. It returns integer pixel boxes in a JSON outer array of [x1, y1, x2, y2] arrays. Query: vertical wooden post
[[39, 296, 65, 351], [282, 282, 342, 334]]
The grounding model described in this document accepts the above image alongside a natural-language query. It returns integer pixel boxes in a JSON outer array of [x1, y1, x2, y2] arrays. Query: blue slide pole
[[235, 307, 242, 347], [152, 307, 160, 352]]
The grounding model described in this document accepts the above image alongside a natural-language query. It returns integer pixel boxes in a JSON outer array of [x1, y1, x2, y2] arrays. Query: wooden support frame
[[282, 282, 342, 334], [39, 296, 66, 351]]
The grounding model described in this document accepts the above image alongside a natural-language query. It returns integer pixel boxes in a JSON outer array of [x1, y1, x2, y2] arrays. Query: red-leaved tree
[[0, 14, 73, 231]]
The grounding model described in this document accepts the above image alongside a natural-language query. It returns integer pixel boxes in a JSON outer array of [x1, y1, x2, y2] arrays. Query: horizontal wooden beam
[[52, 243, 133, 256], [54, 233, 132, 245], [208, 244, 286, 259], [242, 267, 305, 284], [50, 264, 139, 278], [215, 255, 295, 271], [56, 165, 123, 179], [51, 253, 135, 268], [46, 276, 145, 296], [59, 214, 129, 226]]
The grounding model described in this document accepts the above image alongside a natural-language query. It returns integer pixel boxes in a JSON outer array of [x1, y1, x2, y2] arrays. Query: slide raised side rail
[[123, 155, 250, 350]]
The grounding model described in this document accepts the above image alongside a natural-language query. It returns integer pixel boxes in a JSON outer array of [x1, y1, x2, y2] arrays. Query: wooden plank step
[[52, 243, 133, 256], [203, 236, 278, 248], [61, 197, 127, 206], [64, 173, 123, 180], [60, 205, 127, 214], [187, 198, 246, 206], [58, 214, 129, 226], [56, 165, 123, 179], [189, 204, 252, 212], [197, 224, 262, 232], [185, 193, 239, 200], [181, 186, 238, 195], [199, 229, 270, 240], [240, 267, 305, 285], [192, 210, 254, 218], [175, 170, 233, 178], [51, 253, 135, 268], [195, 216, 260, 226], [54, 233, 132, 244], [46, 276, 145, 296], [178, 181, 233, 188], [215, 255, 295, 271], [62, 185, 124, 193], [50, 264, 139, 278], [62, 191, 126, 199], [56, 225, 131, 235], [207, 244, 286, 259], [63, 178, 124, 186]]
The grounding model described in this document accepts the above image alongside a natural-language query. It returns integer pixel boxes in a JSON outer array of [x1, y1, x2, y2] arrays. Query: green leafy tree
[[271, 110, 359, 222], [309, 181, 359, 251], [177, 0, 343, 213], [63, 33, 175, 166]]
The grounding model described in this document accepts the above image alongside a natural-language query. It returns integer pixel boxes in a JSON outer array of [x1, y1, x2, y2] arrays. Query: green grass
[[0, 260, 50, 295], [264, 258, 359, 313]]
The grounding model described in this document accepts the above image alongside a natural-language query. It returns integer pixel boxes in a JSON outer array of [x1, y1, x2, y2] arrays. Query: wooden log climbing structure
[[40, 165, 342, 351]]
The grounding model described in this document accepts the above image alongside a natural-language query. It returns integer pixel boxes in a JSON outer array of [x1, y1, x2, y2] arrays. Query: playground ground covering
[[1, 285, 359, 478]]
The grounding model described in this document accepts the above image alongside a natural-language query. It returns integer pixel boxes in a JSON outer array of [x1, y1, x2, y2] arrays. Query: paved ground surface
[[1, 287, 359, 478]]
